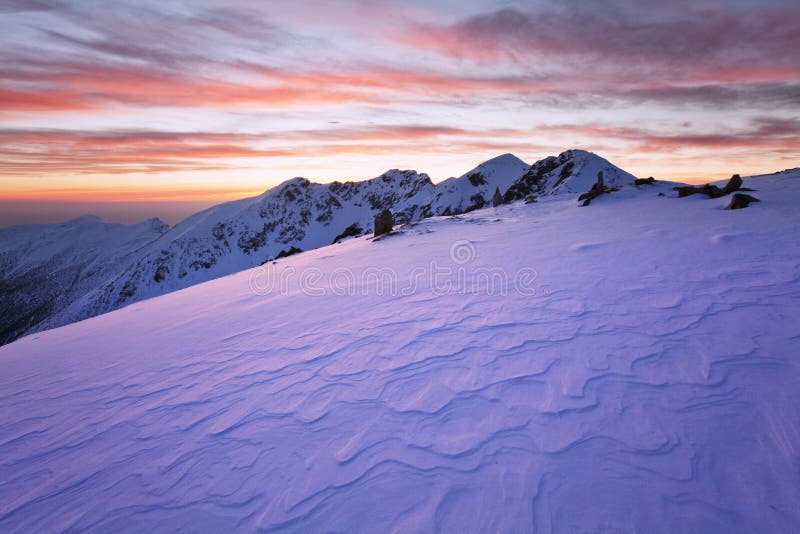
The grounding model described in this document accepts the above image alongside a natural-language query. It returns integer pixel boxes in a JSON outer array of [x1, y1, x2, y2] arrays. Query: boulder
[[492, 187, 504, 207], [635, 177, 656, 185], [674, 184, 723, 198], [728, 193, 760, 210], [722, 174, 743, 195], [373, 209, 394, 237]]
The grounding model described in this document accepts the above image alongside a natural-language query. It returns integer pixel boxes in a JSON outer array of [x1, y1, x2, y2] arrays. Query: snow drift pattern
[[0, 170, 798, 531]]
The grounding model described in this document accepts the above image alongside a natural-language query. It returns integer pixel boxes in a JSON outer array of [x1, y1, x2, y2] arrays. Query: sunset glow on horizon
[[1, 0, 798, 225]]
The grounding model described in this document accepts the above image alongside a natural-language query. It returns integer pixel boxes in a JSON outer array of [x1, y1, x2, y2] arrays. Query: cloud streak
[[0, 0, 798, 207]]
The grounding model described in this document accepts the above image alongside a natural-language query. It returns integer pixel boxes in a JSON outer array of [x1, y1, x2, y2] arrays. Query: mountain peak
[[481, 153, 527, 166], [504, 149, 636, 202], [64, 214, 105, 225]]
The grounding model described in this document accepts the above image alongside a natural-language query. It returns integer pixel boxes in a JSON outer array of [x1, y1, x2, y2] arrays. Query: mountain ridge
[[2, 149, 639, 344]]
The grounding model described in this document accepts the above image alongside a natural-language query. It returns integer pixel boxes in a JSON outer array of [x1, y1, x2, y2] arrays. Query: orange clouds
[[2, 119, 797, 182], [0, 61, 566, 114], [0, 126, 536, 178]]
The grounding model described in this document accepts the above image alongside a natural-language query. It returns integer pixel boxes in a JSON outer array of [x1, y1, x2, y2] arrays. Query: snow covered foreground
[[1, 172, 800, 532]]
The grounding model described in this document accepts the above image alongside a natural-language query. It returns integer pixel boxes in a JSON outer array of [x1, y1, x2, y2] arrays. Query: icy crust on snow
[[1, 172, 800, 531]]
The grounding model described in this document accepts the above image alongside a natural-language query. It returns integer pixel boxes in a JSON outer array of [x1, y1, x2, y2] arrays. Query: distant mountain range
[[0, 149, 635, 345]]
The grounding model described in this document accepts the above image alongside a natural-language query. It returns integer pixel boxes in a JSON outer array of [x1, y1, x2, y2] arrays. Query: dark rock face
[[504, 155, 561, 202], [272, 246, 302, 260], [465, 194, 486, 212], [373, 209, 394, 237], [468, 172, 487, 186], [635, 177, 656, 185], [333, 223, 363, 244], [492, 187, 504, 207], [728, 193, 760, 210]]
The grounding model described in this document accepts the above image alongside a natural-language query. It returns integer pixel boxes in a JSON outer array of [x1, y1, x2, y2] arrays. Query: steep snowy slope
[[1, 170, 798, 532], [87, 169, 436, 311], [0, 216, 168, 345], [504, 149, 637, 202]]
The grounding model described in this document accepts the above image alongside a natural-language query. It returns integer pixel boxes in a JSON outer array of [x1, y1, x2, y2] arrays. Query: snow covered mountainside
[[0, 149, 629, 347], [0, 169, 798, 532], [0, 216, 169, 346]]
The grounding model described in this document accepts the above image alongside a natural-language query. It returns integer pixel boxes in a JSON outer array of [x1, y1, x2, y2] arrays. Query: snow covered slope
[[0, 216, 168, 345], [1, 170, 798, 532], [1, 155, 533, 346]]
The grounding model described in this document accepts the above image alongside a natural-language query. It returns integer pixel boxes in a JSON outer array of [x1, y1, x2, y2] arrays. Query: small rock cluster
[[578, 172, 620, 206], [673, 174, 742, 198], [673, 174, 761, 209]]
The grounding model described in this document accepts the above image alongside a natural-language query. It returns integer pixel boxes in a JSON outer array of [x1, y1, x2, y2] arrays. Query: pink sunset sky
[[1, 0, 798, 225]]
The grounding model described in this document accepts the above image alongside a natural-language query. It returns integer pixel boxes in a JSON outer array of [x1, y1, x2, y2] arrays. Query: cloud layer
[[1, 0, 798, 204]]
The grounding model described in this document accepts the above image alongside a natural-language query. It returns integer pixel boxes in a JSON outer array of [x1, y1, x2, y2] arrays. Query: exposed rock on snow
[[723, 174, 743, 195], [333, 222, 364, 244], [674, 174, 744, 199], [578, 171, 621, 206], [728, 193, 761, 209], [373, 209, 394, 237], [492, 187, 504, 207]]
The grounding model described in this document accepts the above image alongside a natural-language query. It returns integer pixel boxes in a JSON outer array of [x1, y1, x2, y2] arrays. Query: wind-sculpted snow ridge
[[1, 170, 799, 532]]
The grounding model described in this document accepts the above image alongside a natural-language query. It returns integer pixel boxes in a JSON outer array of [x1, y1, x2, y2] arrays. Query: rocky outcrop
[[373, 210, 394, 237], [492, 187, 504, 207], [333, 223, 364, 244], [272, 246, 303, 260]]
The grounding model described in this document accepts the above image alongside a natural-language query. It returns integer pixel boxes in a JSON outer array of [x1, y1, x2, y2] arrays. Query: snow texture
[[0, 169, 798, 531]]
